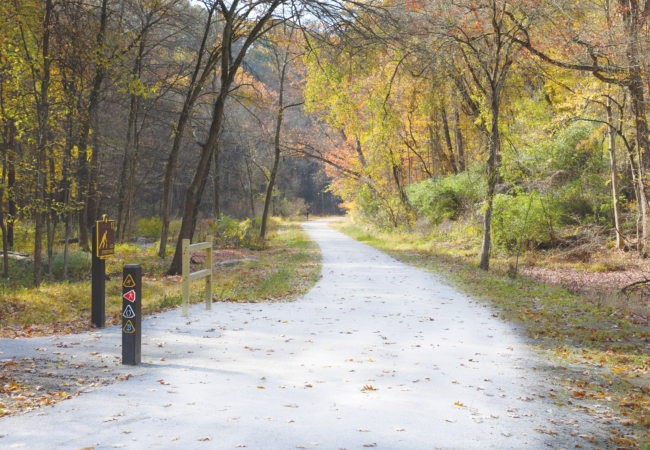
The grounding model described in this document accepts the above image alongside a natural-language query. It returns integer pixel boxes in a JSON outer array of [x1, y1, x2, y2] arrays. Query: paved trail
[[1, 219, 602, 449]]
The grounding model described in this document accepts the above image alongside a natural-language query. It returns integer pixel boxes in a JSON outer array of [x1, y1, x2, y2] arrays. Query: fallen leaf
[[197, 436, 212, 441], [502, 431, 511, 437], [171, 437, 179, 441], [395, 428, 405, 431], [362, 444, 377, 448], [284, 404, 298, 408]]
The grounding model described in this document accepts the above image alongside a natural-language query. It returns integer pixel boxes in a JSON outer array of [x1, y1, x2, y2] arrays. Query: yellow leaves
[[257, 386, 265, 389], [453, 401, 464, 407]]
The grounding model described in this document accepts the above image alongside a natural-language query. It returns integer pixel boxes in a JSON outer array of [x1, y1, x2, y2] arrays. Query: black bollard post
[[91, 225, 105, 328], [122, 264, 142, 365]]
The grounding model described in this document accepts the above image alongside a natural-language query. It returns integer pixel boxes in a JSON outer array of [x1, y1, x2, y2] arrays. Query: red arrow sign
[[123, 289, 136, 303]]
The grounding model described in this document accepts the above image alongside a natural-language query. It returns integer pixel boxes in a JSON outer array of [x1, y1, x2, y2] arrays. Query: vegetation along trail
[[0, 219, 615, 449]]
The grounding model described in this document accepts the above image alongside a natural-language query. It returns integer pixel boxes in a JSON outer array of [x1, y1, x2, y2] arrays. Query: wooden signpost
[[91, 215, 115, 328]]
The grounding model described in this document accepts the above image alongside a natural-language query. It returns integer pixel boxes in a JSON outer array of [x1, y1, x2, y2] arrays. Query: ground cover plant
[[334, 219, 650, 449]]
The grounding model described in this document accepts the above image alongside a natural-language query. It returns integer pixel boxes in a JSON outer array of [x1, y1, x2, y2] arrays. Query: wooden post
[[182, 238, 190, 317], [205, 236, 213, 310]]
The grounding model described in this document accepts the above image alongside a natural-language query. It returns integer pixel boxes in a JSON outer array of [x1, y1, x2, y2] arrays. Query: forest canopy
[[1, 0, 650, 282]]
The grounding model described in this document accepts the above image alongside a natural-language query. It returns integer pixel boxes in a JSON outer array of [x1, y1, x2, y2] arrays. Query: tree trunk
[[0, 125, 9, 278], [6, 121, 15, 251], [429, 117, 450, 174], [213, 144, 220, 219], [76, 0, 108, 252], [33, 0, 54, 286], [190, 152, 213, 241], [7, 138, 15, 250], [63, 191, 71, 279], [168, 1, 280, 274], [606, 97, 623, 249], [47, 149, 55, 282], [479, 96, 501, 271], [440, 105, 458, 174], [86, 114, 101, 229], [453, 96, 466, 172], [159, 9, 219, 258], [260, 80, 285, 239], [168, 94, 228, 274]]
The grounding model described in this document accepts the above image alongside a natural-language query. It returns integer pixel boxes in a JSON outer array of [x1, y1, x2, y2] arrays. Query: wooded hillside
[[3, 0, 650, 289]]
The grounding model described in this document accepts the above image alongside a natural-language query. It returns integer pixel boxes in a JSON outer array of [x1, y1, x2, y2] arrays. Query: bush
[[407, 170, 485, 225], [137, 217, 162, 238], [353, 184, 413, 230], [50, 251, 92, 279], [278, 197, 307, 217], [491, 192, 556, 253], [214, 214, 254, 247]]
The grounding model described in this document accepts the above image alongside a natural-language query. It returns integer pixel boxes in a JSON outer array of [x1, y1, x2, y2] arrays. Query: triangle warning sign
[[123, 320, 135, 333], [123, 289, 136, 303], [123, 274, 136, 288], [123, 304, 135, 319]]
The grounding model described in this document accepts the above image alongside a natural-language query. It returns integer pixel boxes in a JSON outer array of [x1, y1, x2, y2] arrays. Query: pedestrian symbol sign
[[123, 320, 135, 333], [123, 304, 135, 319], [95, 215, 114, 259], [123, 274, 135, 288], [123, 289, 136, 303]]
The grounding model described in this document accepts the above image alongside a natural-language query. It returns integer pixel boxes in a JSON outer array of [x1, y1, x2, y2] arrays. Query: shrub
[[491, 192, 557, 253], [137, 217, 162, 238], [278, 197, 307, 217], [214, 214, 254, 247], [407, 170, 485, 225], [50, 251, 92, 279]]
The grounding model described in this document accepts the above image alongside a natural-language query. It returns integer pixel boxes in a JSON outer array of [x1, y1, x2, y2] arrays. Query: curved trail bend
[[1, 219, 602, 449]]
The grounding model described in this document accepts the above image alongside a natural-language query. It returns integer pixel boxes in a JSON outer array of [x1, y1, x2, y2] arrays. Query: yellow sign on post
[[95, 214, 115, 259]]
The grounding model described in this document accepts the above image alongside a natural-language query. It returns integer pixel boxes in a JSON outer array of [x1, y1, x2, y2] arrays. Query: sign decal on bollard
[[123, 274, 135, 288], [123, 289, 136, 302], [122, 265, 141, 365], [123, 320, 135, 333], [123, 304, 135, 319]]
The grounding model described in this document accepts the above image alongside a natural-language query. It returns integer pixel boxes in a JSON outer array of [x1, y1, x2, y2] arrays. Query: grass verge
[[0, 218, 320, 338], [333, 218, 650, 449]]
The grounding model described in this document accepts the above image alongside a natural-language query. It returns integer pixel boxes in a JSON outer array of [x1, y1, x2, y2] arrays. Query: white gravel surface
[[0, 219, 604, 449]]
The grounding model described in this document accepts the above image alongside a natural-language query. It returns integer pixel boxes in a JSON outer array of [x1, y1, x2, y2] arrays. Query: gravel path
[[0, 219, 605, 449]]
